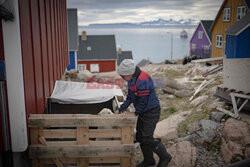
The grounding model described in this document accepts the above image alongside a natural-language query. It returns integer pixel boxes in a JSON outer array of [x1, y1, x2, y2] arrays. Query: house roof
[[210, 0, 250, 32], [117, 51, 133, 65], [226, 13, 250, 35], [67, 9, 78, 51], [201, 20, 213, 41], [137, 59, 151, 67], [244, 0, 250, 10], [78, 35, 117, 60]]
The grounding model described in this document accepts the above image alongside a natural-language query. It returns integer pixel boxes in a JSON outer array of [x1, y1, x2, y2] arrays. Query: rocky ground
[[63, 62, 250, 167]]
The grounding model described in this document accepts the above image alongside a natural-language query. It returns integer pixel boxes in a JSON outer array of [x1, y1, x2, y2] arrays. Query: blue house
[[67, 9, 78, 71], [225, 13, 250, 59], [215, 13, 250, 111]]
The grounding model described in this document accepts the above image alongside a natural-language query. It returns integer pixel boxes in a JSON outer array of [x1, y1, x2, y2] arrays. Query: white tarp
[[50, 81, 123, 104]]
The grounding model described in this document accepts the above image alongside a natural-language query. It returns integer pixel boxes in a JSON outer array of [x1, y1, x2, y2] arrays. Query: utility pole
[[166, 32, 173, 60]]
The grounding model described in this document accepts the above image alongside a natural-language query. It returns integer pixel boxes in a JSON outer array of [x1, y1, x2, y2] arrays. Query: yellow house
[[210, 0, 249, 58]]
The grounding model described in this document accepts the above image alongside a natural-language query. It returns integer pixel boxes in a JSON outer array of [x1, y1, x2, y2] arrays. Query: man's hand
[[114, 110, 120, 114]]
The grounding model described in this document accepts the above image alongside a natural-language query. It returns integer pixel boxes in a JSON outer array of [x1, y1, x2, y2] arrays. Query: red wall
[[78, 60, 116, 72], [0, 20, 4, 61], [0, 17, 4, 151], [18, 0, 68, 115]]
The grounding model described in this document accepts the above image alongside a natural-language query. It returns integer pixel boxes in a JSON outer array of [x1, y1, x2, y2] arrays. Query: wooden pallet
[[29, 114, 136, 167]]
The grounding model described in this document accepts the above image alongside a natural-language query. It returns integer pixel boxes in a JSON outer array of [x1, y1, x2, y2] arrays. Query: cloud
[[67, 0, 224, 25]]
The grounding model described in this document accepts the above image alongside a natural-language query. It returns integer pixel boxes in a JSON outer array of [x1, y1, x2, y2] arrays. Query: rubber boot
[[152, 142, 172, 167], [136, 145, 156, 167]]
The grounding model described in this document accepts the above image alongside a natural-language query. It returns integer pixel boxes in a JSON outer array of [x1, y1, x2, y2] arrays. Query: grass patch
[[177, 108, 211, 134], [166, 70, 184, 78], [160, 107, 178, 121], [207, 136, 222, 152]]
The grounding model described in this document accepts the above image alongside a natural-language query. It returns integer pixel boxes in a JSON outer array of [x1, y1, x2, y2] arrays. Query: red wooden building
[[0, 0, 68, 165], [78, 32, 117, 73]]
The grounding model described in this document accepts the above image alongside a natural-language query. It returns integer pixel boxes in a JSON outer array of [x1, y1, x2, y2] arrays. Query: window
[[192, 44, 196, 52], [216, 35, 223, 48], [204, 45, 210, 54], [90, 64, 99, 72], [198, 31, 203, 39], [87, 46, 92, 51], [78, 64, 86, 71], [237, 6, 246, 21], [223, 8, 231, 22]]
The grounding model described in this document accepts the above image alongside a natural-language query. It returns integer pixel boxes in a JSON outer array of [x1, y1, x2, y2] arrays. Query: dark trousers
[[136, 106, 161, 148]]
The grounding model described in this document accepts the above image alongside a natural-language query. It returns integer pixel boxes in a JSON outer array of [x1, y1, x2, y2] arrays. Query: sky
[[67, 0, 224, 26]]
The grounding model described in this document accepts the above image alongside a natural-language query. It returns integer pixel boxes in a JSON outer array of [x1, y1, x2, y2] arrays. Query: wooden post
[[121, 126, 134, 144], [121, 126, 134, 166], [30, 128, 39, 167], [121, 157, 132, 167], [77, 127, 89, 167]]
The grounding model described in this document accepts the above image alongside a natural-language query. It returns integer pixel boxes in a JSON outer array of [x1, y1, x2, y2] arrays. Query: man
[[116, 59, 172, 167]]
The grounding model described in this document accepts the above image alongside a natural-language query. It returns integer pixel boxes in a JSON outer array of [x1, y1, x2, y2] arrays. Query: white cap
[[117, 59, 136, 75]]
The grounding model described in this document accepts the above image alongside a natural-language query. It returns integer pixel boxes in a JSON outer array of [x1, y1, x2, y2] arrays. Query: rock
[[223, 118, 250, 146], [166, 94, 175, 99], [220, 118, 250, 164], [200, 119, 220, 131], [188, 121, 200, 132], [220, 139, 243, 164], [168, 141, 197, 167], [154, 111, 191, 140], [163, 87, 175, 94], [190, 95, 208, 107], [177, 135, 192, 142], [175, 90, 192, 97], [192, 120, 220, 144], [77, 70, 93, 82], [210, 112, 225, 122], [163, 77, 185, 90], [161, 128, 178, 143], [245, 146, 250, 158], [163, 87, 192, 98]]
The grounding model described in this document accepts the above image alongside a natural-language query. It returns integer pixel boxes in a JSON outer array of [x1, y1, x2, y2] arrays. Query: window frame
[[78, 64, 86, 71], [90, 64, 100, 72], [236, 6, 246, 21], [204, 45, 210, 54], [198, 31, 203, 39], [223, 7, 231, 22], [216, 35, 223, 48], [192, 43, 196, 52]]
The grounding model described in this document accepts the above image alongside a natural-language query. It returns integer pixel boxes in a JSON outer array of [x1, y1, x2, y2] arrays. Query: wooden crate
[[28, 114, 136, 167]]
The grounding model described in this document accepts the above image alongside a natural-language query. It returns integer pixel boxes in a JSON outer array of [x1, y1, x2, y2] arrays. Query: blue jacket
[[118, 67, 160, 115]]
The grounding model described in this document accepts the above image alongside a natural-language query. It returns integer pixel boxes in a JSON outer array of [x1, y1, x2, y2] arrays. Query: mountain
[[82, 18, 197, 28]]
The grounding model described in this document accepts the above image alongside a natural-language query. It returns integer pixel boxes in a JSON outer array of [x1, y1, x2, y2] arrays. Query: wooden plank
[[42, 157, 121, 164], [38, 137, 63, 167], [90, 141, 121, 146], [90, 157, 120, 163], [89, 129, 121, 138], [43, 140, 121, 146], [29, 144, 134, 159], [121, 126, 134, 144], [121, 157, 131, 167], [29, 114, 136, 127], [77, 158, 89, 167], [42, 129, 76, 138], [45, 141, 77, 146], [32, 160, 39, 167], [30, 128, 40, 144], [77, 127, 89, 144]]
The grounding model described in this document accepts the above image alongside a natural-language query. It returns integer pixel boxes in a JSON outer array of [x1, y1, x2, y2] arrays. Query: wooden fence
[[28, 114, 136, 167]]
